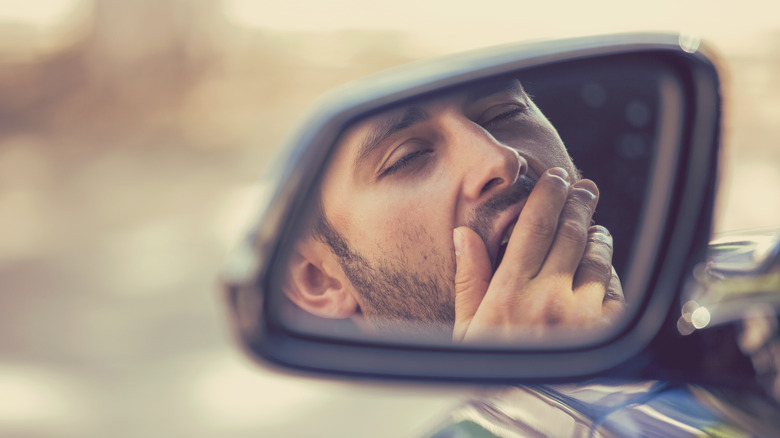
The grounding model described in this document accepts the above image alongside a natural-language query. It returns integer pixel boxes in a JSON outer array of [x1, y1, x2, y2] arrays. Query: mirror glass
[[267, 55, 681, 346]]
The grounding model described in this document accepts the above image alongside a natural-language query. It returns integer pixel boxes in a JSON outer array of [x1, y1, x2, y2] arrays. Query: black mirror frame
[[222, 33, 721, 381]]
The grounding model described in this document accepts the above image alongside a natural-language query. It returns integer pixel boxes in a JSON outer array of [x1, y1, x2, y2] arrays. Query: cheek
[[364, 197, 441, 247], [327, 158, 458, 275], [350, 193, 455, 268], [531, 121, 573, 168]]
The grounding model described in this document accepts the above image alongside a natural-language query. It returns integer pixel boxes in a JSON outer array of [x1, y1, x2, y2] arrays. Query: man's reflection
[[281, 78, 625, 342]]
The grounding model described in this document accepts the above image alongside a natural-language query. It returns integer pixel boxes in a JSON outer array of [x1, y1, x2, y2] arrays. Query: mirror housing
[[223, 33, 722, 381]]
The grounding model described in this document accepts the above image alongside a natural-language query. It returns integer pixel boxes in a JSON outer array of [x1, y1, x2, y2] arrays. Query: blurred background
[[1, 1, 779, 437]]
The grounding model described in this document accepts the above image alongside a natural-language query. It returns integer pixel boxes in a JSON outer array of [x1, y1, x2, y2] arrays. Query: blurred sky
[[223, 0, 780, 55], [3, 0, 780, 54], [1, 1, 780, 437]]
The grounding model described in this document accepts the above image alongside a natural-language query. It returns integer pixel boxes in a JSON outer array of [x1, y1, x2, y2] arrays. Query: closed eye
[[480, 104, 528, 129], [485, 108, 524, 126], [380, 148, 433, 178]]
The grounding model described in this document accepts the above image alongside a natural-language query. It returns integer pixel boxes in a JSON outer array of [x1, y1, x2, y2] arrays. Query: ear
[[282, 236, 359, 319]]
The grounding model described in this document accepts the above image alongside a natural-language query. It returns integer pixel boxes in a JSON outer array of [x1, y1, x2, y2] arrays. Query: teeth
[[500, 221, 517, 246]]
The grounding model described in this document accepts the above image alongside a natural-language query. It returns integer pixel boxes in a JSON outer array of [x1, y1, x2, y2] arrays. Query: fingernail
[[588, 226, 613, 245], [453, 228, 464, 257], [573, 179, 599, 198], [546, 167, 570, 184]]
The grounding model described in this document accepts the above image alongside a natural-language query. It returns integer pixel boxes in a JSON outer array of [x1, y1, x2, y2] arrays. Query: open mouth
[[494, 219, 517, 271], [481, 175, 535, 272]]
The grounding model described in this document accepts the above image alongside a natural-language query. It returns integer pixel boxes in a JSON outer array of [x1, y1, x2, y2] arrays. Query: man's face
[[313, 79, 581, 333]]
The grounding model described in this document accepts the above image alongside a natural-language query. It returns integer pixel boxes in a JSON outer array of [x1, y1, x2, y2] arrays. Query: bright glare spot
[[0, 0, 82, 28], [691, 307, 711, 329], [188, 354, 334, 428], [753, 232, 780, 265], [678, 33, 701, 53], [0, 365, 86, 424], [677, 317, 695, 336], [681, 300, 700, 323]]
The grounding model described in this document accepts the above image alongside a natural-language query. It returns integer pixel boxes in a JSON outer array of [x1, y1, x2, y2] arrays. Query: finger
[[572, 226, 613, 311], [605, 266, 624, 303], [452, 226, 493, 342], [497, 167, 570, 280], [538, 179, 598, 279], [573, 225, 614, 290], [602, 267, 626, 320]]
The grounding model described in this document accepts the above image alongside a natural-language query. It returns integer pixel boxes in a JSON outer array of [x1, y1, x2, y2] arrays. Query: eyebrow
[[464, 78, 528, 103], [354, 105, 429, 171]]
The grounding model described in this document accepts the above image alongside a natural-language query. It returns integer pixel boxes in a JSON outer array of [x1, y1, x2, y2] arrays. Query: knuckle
[[587, 225, 613, 247], [605, 271, 624, 303], [579, 256, 612, 280], [536, 172, 570, 204], [557, 218, 587, 243], [454, 272, 488, 296], [570, 186, 598, 209], [586, 235, 614, 257], [521, 290, 569, 326], [454, 273, 475, 292], [536, 298, 567, 325], [526, 215, 558, 238], [542, 170, 571, 190], [605, 287, 625, 304]]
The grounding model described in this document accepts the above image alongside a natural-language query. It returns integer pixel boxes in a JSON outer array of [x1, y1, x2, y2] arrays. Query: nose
[[455, 122, 528, 202]]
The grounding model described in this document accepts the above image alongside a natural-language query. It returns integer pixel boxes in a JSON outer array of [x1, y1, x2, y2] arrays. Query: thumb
[[452, 226, 492, 342]]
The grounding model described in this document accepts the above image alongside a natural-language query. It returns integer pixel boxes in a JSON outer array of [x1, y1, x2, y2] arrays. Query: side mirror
[[222, 33, 721, 381]]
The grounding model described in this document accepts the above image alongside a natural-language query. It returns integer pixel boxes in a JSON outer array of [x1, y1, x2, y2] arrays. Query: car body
[[221, 33, 780, 435], [4, 4, 780, 436]]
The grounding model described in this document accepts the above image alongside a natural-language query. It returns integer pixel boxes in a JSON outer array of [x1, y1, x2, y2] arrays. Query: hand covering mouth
[[495, 219, 517, 270], [466, 175, 536, 273]]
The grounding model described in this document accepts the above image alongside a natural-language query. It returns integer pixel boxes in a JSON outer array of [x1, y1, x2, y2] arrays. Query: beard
[[315, 175, 536, 337]]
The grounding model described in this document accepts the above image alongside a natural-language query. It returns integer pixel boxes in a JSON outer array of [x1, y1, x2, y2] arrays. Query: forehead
[[360, 78, 526, 126], [336, 77, 528, 165]]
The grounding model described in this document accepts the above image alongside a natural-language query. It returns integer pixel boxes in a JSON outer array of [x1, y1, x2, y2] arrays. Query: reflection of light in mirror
[[625, 100, 651, 128], [678, 34, 701, 54], [681, 300, 700, 323], [677, 317, 695, 336], [616, 133, 647, 159], [749, 234, 779, 266], [580, 82, 607, 108], [691, 306, 711, 329], [678, 300, 700, 335]]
